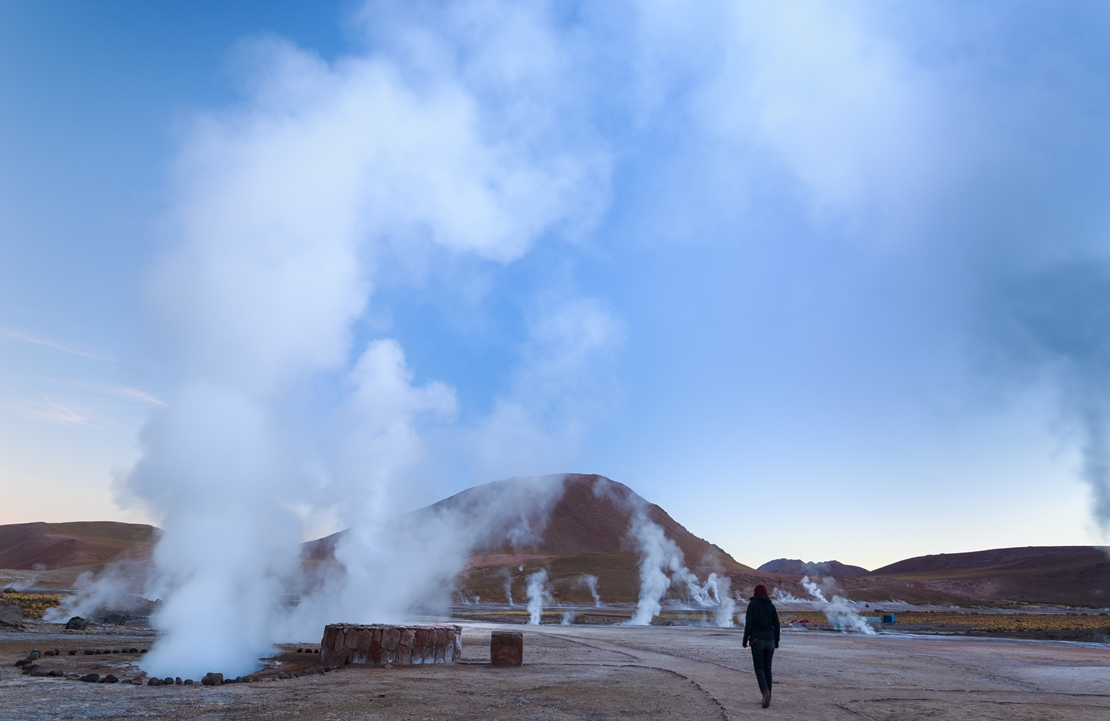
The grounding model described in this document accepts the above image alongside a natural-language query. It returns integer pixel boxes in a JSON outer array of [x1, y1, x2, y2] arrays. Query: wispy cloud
[[0, 328, 118, 363], [8, 377, 166, 406], [19, 398, 96, 427]]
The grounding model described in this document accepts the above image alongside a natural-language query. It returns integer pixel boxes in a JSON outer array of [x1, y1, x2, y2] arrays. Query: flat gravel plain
[[2, 623, 1108, 720]]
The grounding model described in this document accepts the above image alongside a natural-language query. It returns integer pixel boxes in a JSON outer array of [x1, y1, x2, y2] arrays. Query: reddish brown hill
[[305, 474, 755, 604], [0, 521, 158, 571], [443, 474, 753, 603], [436, 473, 749, 569], [864, 546, 1110, 607]]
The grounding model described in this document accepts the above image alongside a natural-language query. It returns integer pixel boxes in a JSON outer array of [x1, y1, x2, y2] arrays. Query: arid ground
[[3, 623, 1108, 721]]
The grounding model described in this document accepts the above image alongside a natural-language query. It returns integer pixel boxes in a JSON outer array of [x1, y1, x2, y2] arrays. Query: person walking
[[742, 584, 780, 708]]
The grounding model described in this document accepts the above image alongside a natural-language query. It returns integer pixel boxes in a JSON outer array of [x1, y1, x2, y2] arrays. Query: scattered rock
[[148, 678, 162, 686], [29, 667, 55, 677], [28, 649, 42, 660], [174, 677, 182, 685], [104, 613, 127, 626], [81, 673, 100, 683], [184, 679, 194, 685], [129, 648, 138, 653], [0, 602, 22, 628], [103, 674, 119, 684], [277, 672, 289, 679], [22, 664, 38, 675], [64, 617, 88, 631], [201, 673, 223, 686], [163, 677, 174, 686], [83, 650, 94, 655], [68, 650, 76, 656]]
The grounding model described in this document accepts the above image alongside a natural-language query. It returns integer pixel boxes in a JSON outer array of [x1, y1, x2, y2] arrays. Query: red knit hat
[[753, 584, 769, 599]]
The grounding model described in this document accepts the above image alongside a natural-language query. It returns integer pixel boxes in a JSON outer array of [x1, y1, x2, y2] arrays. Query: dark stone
[[277, 672, 289, 679], [129, 648, 138, 653], [148, 678, 162, 686], [68, 650, 76, 656], [103, 674, 119, 683], [28, 649, 42, 660], [81, 673, 100, 683], [140, 649, 148, 653], [84, 650, 94, 655], [104, 614, 126, 626], [14, 659, 26, 668], [201, 673, 223, 686], [50, 669, 65, 677], [296, 648, 303, 653], [30, 667, 54, 677], [184, 679, 194, 685], [64, 617, 88, 631], [175, 677, 182, 685], [111, 650, 120, 654], [22, 664, 38, 675], [0, 602, 22, 628], [163, 677, 174, 686]]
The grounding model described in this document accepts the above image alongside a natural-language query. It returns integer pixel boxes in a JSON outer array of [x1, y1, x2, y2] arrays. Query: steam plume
[[119, 1, 609, 678], [526, 568, 550, 625], [502, 568, 516, 607], [576, 573, 601, 607], [801, 576, 875, 634]]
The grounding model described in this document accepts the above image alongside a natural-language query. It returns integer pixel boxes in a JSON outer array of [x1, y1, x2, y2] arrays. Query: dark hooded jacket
[[742, 595, 780, 647]]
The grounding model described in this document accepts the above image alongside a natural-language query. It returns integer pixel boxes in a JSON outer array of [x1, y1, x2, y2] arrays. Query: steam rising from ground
[[801, 576, 875, 634], [598, 481, 734, 627], [116, 0, 616, 679], [43, 562, 160, 623], [526, 568, 550, 625], [576, 573, 601, 607]]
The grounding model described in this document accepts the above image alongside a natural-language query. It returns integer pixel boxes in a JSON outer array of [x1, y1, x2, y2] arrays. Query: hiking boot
[[761, 690, 771, 708]]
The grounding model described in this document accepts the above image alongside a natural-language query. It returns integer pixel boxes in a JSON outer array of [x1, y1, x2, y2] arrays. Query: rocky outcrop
[[0, 602, 22, 628], [320, 624, 461, 667]]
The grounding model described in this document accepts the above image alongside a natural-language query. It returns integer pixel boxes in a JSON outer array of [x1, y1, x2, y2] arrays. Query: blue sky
[[2, 0, 1109, 570]]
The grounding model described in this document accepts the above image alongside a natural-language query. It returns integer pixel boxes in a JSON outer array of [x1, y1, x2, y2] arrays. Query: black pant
[[750, 640, 775, 693]]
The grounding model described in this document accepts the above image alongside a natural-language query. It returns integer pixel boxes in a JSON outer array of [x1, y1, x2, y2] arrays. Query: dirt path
[[529, 626, 1110, 720]]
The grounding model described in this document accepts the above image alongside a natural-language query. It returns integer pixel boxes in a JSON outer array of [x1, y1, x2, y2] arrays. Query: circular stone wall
[[320, 624, 462, 667]]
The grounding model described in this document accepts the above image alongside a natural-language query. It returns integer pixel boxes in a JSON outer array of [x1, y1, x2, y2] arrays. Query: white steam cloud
[[601, 481, 733, 627], [526, 568, 550, 625], [801, 575, 875, 635], [576, 573, 601, 607], [121, 1, 611, 679]]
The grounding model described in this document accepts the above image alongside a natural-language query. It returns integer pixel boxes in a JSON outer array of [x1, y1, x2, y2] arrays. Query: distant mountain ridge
[[758, 558, 869, 578], [862, 545, 1110, 607], [4, 491, 1109, 608]]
